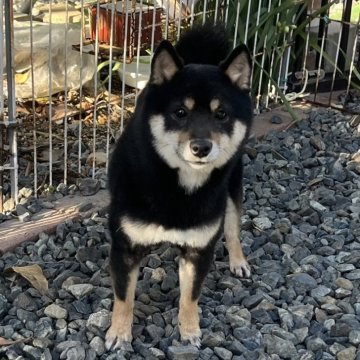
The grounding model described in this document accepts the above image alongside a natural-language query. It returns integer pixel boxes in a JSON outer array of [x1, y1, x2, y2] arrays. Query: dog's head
[[144, 40, 252, 173]]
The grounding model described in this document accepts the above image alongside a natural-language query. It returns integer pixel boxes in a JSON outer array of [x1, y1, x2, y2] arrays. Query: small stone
[[309, 200, 327, 212], [264, 334, 298, 359], [145, 324, 165, 342], [3, 198, 15, 211], [349, 330, 360, 345], [310, 285, 332, 300], [202, 332, 224, 347], [253, 217, 272, 231], [287, 273, 318, 294], [344, 269, 360, 280], [19, 187, 33, 198], [167, 345, 199, 360], [330, 323, 352, 337], [67, 283, 94, 299], [89, 336, 105, 356], [213, 347, 232, 360], [44, 304, 68, 319], [78, 178, 101, 196], [306, 336, 326, 351], [271, 115, 283, 124], [86, 309, 111, 332], [18, 211, 32, 222], [335, 278, 353, 291], [336, 346, 356, 360]]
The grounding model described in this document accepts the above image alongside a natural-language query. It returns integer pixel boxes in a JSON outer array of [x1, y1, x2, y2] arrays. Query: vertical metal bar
[[250, 0, 262, 86], [120, 0, 129, 133], [48, 0, 53, 186], [328, 0, 346, 106], [78, 0, 84, 175], [244, 0, 252, 43], [135, 0, 143, 100], [314, 5, 328, 102], [63, 0, 69, 185], [4, 0, 18, 202], [177, 0, 182, 41], [281, 21, 294, 96], [265, 0, 281, 108], [92, 0, 101, 178], [346, 14, 360, 94], [190, 0, 195, 26], [256, 0, 272, 112], [224, 0, 230, 25], [106, 0, 116, 174], [214, 0, 219, 23], [202, 0, 208, 24], [151, 0, 157, 52], [233, 0, 240, 48], [0, 0, 4, 116], [30, 0, 38, 196], [0, 0, 4, 212], [164, 0, 170, 39]]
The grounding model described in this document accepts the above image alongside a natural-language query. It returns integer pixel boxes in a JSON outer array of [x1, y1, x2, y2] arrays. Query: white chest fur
[[120, 216, 222, 248]]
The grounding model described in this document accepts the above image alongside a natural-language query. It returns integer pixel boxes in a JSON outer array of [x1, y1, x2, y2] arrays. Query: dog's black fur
[[106, 24, 253, 349]]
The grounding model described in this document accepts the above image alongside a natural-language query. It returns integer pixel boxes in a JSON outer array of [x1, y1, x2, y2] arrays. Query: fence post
[[4, 0, 19, 204]]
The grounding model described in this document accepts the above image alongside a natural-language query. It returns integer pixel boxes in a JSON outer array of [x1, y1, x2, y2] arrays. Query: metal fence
[[0, 0, 359, 214]]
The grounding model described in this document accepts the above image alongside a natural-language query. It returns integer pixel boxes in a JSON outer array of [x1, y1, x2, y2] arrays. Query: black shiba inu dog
[[106, 24, 253, 350]]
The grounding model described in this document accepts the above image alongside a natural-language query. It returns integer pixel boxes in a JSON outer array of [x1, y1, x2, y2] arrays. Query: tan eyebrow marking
[[184, 97, 195, 111], [210, 99, 220, 112]]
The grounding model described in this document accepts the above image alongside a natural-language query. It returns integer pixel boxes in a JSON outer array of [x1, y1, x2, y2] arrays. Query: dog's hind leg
[[178, 241, 216, 347], [224, 196, 251, 277], [105, 229, 145, 350]]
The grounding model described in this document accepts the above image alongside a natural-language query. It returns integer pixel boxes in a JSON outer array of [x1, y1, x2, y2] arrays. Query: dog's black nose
[[190, 139, 212, 158]]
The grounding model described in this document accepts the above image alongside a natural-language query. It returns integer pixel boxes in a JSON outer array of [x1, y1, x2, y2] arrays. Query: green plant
[[194, 0, 360, 117]]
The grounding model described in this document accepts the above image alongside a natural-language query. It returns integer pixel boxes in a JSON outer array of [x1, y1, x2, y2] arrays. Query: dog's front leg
[[106, 232, 144, 350], [178, 242, 216, 347]]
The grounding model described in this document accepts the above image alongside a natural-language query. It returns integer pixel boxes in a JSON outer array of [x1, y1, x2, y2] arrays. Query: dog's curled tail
[[175, 23, 230, 66]]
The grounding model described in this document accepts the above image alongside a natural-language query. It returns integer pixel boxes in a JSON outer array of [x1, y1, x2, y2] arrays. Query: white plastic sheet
[[3, 20, 95, 98]]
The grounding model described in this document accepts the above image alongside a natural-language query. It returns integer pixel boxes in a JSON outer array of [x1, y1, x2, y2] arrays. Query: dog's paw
[[230, 258, 251, 278], [180, 326, 202, 348], [105, 324, 132, 351]]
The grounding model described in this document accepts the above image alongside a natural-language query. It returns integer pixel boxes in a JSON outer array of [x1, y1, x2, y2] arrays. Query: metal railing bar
[[346, 13, 360, 94], [120, 0, 129, 133], [92, 0, 101, 179], [63, 0, 69, 185], [48, 0, 54, 186], [30, 0, 38, 196], [5, 0, 18, 202], [106, 0, 116, 174], [78, 0, 84, 175]]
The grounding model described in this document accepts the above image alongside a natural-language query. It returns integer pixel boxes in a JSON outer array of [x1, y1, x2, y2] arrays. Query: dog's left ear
[[150, 40, 183, 85], [220, 44, 252, 92]]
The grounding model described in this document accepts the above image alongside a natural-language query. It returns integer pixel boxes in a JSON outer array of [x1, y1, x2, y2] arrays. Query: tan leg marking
[[178, 259, 201, 347], [105, 267, 139, 350], [225, 197, 251, 277]]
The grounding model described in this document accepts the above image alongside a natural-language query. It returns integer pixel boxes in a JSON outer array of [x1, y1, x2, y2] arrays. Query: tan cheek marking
[[106, 267, 139, 347], [178, 259, 201, 343], [184, 97, 195, 111], [210, 98, 220, 112], [211, 132, 220, 146], [179, 131, 190, 143]]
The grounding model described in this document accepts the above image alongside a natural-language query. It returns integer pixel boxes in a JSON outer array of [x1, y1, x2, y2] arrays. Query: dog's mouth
[[187, 160, 210, 169]]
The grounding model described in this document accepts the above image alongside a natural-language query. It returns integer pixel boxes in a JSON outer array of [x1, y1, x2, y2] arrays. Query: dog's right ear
[[150, 40, 183, 85]]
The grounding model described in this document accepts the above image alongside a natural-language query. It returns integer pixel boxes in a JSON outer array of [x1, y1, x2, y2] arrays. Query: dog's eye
[[215, 109, 227, 120], [174, 108, 187, 118]]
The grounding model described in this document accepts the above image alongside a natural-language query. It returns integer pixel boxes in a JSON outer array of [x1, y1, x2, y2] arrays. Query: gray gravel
[[1, 108, 360, 359]]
